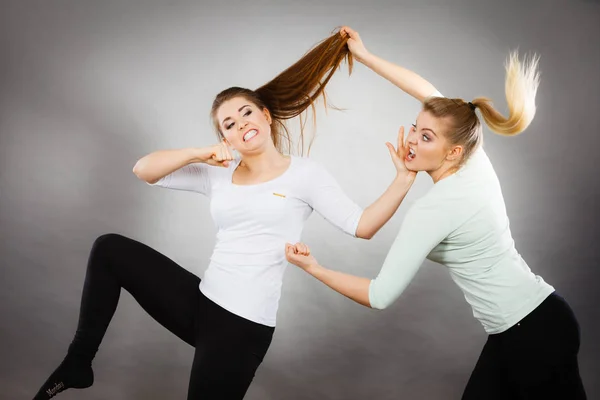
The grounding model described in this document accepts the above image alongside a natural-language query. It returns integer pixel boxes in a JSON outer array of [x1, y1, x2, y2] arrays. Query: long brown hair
[[210, 29, 353, 155], [423, 51, 541, 165]]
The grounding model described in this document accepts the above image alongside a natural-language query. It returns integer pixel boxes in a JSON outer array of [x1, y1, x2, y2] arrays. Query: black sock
[[33, 352, 94, 399]]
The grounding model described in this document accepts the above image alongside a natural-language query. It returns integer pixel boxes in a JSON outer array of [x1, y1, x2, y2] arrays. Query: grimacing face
[[216, 96, 273, 154], [405, 110, 463, 174]]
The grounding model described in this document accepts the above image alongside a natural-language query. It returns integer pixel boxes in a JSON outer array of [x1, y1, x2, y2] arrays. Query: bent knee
[[92, 233, 130, 254]]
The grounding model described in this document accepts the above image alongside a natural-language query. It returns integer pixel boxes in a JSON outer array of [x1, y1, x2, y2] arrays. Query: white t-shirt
[[369, 92, 555, 334], [152, 156, 364, 326]]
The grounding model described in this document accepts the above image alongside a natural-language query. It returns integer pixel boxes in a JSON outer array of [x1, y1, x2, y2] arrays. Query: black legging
[[462, 292, 586, 399], [70, 233, 274, 399]]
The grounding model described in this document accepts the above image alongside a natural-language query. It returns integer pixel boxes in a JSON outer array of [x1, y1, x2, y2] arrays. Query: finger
[[397, 126, 405, 152], [224, 144, 234, 161], [211, 144, 220, 159], [220, 141, 228, 159], [223, 141, 235, 160], [285, 245, 295, 260], [298, 243, 308, 255], [302, 244, 311, 256], [344, 26, 358, 38], [386, 142, 398, 161], [221, 160, 229, 168]]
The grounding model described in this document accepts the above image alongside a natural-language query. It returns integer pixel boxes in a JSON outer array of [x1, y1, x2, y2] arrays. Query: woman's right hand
[[203, 141, 235, 167], [285, 242, 319, 273], [386, 126, 417, 181], [340, 26, 370, 64]]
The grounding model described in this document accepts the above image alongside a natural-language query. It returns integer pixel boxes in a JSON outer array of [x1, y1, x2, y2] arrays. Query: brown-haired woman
[[286, 27, 586, 399], [32, 30, 416, 400]]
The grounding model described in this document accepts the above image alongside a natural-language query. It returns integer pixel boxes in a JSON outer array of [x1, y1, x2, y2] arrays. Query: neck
[[428, 162, 459, 183], [239, 144, 288, 173]]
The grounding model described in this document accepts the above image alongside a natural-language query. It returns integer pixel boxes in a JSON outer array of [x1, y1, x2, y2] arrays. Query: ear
[[446, 145, 463, 162], [263, 107, 272, 125]]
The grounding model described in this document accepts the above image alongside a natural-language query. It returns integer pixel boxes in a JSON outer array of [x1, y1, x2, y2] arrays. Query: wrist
[[360, 51, 377, 67], [393, 172, 415, 186], [188, 147, 212, 163], [306, 263, 325, 276]]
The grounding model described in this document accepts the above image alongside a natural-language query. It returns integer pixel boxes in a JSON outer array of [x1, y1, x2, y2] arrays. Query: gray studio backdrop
[[1, 0, 598, 399]]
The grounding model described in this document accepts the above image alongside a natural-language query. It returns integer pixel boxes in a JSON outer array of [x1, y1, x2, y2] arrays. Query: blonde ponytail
[[473, 52, 541, 136]]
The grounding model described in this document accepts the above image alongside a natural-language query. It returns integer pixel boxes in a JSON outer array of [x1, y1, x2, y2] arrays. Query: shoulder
[[411, 177, 480, 219], [453, 146, 496, 187], [289, 156, 330, 177], [287, 156, 342, 197], [291, 155, 320, 169]]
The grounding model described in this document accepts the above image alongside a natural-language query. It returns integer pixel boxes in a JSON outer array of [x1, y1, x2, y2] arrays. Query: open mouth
[[406, 147, 416, 161], [243, 129, 258, 142]]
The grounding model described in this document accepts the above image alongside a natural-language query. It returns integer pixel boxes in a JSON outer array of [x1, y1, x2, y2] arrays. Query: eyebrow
[[422, 127, 438, 137], [222, 105, 251, 126], [415, 123, 438, 137]]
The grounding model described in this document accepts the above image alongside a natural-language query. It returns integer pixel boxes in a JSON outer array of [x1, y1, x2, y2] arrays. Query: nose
[[407, 128, 418, 144], [238, 120, 248, 130]]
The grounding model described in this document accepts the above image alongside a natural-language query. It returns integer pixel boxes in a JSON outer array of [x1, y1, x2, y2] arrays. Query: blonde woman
[[286, 27, 586, 399]]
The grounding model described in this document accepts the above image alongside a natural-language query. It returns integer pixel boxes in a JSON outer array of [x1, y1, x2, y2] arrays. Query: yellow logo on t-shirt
[[273, 192, 286, 198]]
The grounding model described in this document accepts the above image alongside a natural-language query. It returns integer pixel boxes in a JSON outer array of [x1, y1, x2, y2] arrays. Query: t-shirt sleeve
[[149, 163, 213, 196], [368, 199, 453, 309], [427, 90, 444, 99], [301, 160, 364, 237]]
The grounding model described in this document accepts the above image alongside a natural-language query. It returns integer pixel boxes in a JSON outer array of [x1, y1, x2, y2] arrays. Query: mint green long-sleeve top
[[368, 109, 554, 334]]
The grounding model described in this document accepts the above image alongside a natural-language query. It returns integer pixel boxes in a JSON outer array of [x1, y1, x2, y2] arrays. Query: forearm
[[361, 53, 437, 102], [307, 264, 372, 307], [356, 175, 414, 239], [133, 148, 209, 184]]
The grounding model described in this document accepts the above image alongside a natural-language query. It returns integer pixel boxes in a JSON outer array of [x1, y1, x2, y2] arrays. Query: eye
[[422, 134, 430, 142], [225, 122, 234, 130], [244, 109, 252, 117], [412, 123, 416, 129]]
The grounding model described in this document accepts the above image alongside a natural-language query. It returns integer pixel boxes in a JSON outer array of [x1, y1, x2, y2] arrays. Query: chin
[[239, 139, 266, 154], [406, 164, 421, 172]]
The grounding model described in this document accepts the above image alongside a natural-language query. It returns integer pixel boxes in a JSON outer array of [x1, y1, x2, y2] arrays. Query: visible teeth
[[409, 148, 415, 155], [243, 130, 257, 142]]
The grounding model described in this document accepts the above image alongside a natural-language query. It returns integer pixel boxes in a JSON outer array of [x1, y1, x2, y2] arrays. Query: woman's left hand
[[285, 242, 318, 272], [340, 26, 370, 64], [386, 126, 417, 181]]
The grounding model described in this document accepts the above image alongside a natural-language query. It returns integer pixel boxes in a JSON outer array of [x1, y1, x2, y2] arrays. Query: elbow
[[132, 160, 157, 184], [369, 286, 393, 310], [132, 161, 143, 178], [370, 298, 391, 310], [132, 162, 146, 181], [355, 227, 375, 240]]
